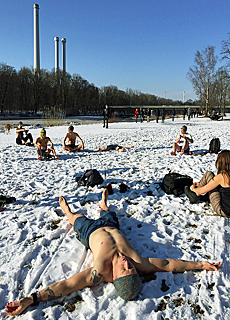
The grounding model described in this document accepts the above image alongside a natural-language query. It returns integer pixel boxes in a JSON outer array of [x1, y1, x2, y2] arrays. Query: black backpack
[[160, 172, 193, 196], [209, 138, 220, 154], [76, 169, 104, 187]]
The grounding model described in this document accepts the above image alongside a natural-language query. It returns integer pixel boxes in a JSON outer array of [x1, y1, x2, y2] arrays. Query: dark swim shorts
[[67, 144, 76, 148], [73, 210, 119, 249], [107, 144, 122, 151]]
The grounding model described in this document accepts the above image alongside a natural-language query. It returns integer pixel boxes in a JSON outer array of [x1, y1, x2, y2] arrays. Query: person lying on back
[[35, 128, 59, 160], [63, 125, 84, 152], [5, 189, 221, 316]]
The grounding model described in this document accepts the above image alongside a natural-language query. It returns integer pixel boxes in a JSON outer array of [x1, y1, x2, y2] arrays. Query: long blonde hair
[[215, 150, 230, 185]]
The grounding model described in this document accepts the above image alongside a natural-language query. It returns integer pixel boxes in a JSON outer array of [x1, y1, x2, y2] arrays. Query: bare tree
[[221, 33, 230, 68], [187, 46, 217, 115], [213, 67, 230, 116]]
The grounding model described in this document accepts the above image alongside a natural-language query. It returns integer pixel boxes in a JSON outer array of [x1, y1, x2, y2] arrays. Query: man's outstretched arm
[[137, 257, 221, 275], [5, 267, 104, 316]]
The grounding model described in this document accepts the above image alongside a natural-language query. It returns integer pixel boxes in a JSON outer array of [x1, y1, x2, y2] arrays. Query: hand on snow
[[5, 297, 33, 316]]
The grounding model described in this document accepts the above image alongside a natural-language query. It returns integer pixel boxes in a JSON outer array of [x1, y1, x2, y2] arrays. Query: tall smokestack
[[61, 38, 66, 72], [54, 37, 59, 72], [33, 4, 40, 72]]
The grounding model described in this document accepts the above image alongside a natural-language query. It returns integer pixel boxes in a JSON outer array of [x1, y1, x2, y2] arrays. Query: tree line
[[2, 33, 230, 117], [187, 33, 230, 115], [0, 65, 192, 117]]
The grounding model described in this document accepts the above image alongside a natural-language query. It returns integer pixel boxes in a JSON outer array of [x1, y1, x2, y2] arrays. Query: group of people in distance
[[6, 121, 230, 316], [15, 123, 85, 160], [16, 122, 132, 160]]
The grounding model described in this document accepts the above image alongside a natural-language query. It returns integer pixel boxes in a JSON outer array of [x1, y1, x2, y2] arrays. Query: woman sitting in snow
[[185, 150, 230, 217]]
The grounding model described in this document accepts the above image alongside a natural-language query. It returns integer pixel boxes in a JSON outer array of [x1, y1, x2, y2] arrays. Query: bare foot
[[98, 148, 103, 152], [59, 196, 72, 214], [180, 149, 184, 156], [55, 156, 59, 159], [38, 156, 42, 160], [99, 189, 109, 211]]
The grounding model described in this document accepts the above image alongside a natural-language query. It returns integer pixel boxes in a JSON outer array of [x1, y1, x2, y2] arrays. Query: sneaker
[[105, 183, 113, 195], [184, 185, 200, 204], [119, 182, 128, 193]]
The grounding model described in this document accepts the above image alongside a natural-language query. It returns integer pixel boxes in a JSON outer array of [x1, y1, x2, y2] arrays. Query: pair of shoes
[[184, 186, 200, 204], [105, 183, 113, 195], [170, 152, 176, 156], [119, 182, 128, 193]]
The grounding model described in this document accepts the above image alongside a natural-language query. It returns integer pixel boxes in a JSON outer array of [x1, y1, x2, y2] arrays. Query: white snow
[[0, 115, 230, 320]]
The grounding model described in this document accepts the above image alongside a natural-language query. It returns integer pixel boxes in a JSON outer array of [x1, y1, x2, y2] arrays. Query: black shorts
[[73, 210, 119, 249]]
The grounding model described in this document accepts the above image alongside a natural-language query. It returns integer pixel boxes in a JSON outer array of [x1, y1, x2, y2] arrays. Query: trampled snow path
[[0, 116, 230, 319]]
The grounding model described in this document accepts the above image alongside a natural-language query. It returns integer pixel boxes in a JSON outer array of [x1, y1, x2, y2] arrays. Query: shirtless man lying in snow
[[5, 189, 221, 316]]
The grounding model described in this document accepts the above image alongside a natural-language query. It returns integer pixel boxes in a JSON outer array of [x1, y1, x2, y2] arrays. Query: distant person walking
[[155, 108, 160, 123], [140, 108, 144, 123], [103, 105, 110, 129], [172, 108, 175, 121], [183, 108, 187, 120], [161, 109, 165, 123], [135, 108, 139, 123], [147, 108, 151, 122], [187, 108, 191, 121]]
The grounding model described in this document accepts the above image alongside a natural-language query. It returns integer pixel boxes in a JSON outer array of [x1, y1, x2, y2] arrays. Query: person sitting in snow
[[15, 121, 33, 146], [5, 189, 221, 316], [63, 125, 84, 152], [35, 128, 59, 160], [98, 144, 134, 152], [184, 150, 230, 217], [170, 125, 193, 156]]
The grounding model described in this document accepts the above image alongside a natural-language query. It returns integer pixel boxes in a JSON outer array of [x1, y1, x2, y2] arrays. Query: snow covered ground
[[0, 115, 230, 320]]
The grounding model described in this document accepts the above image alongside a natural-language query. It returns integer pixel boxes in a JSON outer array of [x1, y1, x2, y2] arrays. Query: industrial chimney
[[54, 37, 59, 72], [33, 4, 40, 72], [61, 38, 66, 72]]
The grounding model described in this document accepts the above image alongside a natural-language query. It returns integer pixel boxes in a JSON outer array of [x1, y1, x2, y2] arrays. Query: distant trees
[[187, 46, 217, 115], [187, 39, 230, 115], [0, 62, 186, 116]]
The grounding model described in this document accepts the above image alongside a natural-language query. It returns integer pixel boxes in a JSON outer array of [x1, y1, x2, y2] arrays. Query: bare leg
[[197, 171, 227, 217], [98, 147, 109, 152], [180, 141, 189, 155], [49, 147, 59, 159], [59, 196, 84, 225], [99, 189, 109, 212]]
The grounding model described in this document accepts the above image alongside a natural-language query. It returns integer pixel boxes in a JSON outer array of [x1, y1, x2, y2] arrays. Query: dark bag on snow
[[76, 169, 104, 187], [209, 138, 220, 154], [160, 172, 193, 196]]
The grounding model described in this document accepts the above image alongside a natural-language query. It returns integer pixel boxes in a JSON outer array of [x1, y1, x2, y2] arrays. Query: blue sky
[[0, 0, 229, 101]]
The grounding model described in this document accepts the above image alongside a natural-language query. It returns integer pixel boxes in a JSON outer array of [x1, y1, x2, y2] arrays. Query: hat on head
[[113, 273, 140, 301], [40, 128, 46, 136], [181, 125, 187, 131]]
